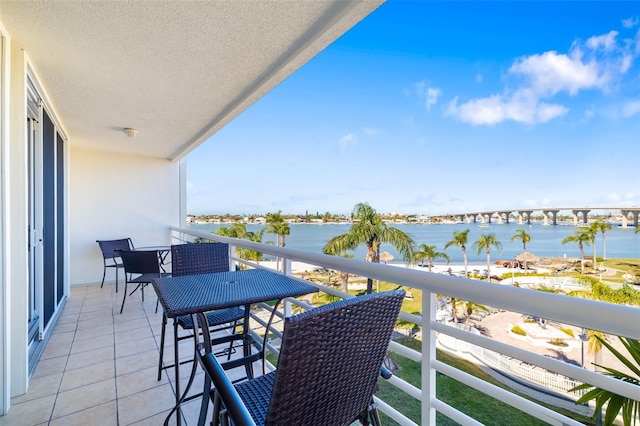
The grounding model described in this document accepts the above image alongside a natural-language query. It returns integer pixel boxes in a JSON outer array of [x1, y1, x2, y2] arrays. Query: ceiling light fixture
[[123, 128, 138, 139]]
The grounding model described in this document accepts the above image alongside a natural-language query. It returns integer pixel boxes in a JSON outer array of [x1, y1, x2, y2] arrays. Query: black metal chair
[[117, 249, 169, 314], [96, 238, 133, 292], [158, 243, 245, 381], [196, 289, 405, 426]]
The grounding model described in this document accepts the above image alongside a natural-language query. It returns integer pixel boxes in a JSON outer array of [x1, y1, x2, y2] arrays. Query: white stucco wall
[[8, 42, 29, 398], [69, 146, 181, 285]]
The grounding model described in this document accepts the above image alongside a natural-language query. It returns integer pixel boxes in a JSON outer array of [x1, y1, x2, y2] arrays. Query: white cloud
[[338, 133, 357, 151], [622, 17, 639, 28], [413, 81, 442, 111], [621, 99, 640, 117], [586, 31, 619, 51], [426, 87, 441, 110], [510, 50, 607, 96], [447, 28, 638, 125], [446, 93, 568, 125]]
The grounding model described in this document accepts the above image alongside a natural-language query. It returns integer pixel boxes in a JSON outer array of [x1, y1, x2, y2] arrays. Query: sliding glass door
[[26, 78, 66, 372]]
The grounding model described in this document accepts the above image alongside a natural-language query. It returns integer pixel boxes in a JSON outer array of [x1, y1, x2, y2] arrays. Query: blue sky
[[187, 1, 640, 216]]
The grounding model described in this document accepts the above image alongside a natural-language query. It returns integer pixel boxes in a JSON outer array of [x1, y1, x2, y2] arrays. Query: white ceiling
[[0, 1, 382, 160]]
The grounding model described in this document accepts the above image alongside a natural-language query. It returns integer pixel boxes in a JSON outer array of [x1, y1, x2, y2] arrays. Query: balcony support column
[[422, 292, 437, 425]]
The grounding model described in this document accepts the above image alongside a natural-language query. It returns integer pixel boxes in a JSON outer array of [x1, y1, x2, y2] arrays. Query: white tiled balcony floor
[[1, 283, 253, 426]]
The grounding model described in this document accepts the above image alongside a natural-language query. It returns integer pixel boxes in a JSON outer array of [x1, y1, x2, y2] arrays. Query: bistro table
[[133, 245, 171, 272], [152, 268, 318, 426]]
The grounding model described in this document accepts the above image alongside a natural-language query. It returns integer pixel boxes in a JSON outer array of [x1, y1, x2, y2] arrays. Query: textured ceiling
[[0, 1, 382, 160]]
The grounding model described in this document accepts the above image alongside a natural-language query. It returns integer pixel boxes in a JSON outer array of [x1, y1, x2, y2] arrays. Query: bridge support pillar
[[518, 210, 534, 225], [572, 209, 590, 225], [620, 213, 629, 228], [542, 209, 559, 226], [500, 211, 511, 224]]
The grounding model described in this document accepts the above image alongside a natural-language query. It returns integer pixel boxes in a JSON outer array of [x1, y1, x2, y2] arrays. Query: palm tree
[[464, 300, 490, 324], [472, 233, 502, 282], [510, 229, 531, 271], [571, 335, 640, 426], [265, 210, 290, 247], [337, 253, 355, 293], [586, 223, 601, 272], [444, 229, 471, 278], [562, 227, 594, 274], [444, 229, 471, 323], [214, 223, 265, 262], [591, 221, 613, 261], [323, 202, 415, 294], [413, 244, 450, 272], [265, 211, 291, 271]]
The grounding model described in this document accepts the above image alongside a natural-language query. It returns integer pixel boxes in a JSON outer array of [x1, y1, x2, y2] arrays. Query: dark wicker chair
[[117, 249, 169, 314], [96, 238, 133, 292], [158, 242, 245, 381], [196, 290, 405, 426]]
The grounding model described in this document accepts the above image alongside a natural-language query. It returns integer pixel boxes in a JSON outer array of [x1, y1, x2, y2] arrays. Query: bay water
[[187, 223, 639, 265]]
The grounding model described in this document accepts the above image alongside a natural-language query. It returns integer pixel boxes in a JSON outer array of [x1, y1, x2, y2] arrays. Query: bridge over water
[[450, 207, 640, 227]]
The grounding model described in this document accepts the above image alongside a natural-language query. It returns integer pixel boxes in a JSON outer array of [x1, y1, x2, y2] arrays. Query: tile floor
[[0, 283, 257, 426]]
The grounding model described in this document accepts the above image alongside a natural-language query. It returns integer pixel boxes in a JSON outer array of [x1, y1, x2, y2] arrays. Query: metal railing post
[[229, 244, 237, 270], [422, 291, 437, 425]]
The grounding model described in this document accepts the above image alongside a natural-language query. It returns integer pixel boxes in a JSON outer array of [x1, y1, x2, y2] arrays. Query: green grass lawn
[[377, 339, 593, 425], [295, 263, 640, 424]]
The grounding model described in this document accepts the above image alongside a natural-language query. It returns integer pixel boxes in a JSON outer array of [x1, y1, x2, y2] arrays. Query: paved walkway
[[466, 309, 632, 376]]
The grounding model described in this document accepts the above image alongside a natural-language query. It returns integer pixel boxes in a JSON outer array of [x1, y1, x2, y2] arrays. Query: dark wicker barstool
[[196, 289, 405, 426], [157, 242, 245, 381], [96, 238, 133, 292], [117, 249, 169, 314]]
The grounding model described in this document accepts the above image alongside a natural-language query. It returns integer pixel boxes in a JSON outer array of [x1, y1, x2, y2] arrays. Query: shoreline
[[257, 259, 555, 276]]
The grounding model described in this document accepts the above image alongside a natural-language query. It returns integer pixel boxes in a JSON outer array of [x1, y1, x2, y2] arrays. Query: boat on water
[[478, 223, 490, 229]]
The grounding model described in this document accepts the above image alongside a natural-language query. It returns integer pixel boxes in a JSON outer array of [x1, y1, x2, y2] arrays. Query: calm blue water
[[187, 223, 640, 264]]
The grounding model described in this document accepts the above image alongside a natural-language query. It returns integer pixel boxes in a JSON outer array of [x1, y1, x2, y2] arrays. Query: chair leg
[[227, 321, 238, 361], [173, 320, 181, 413], [119, 282, 128, 314], [115, 267, 119, 293], [158, 314, 168, 381], [198, 374, 212, 426], [211, 391, 223, 426], [100, 266, 106, 288]]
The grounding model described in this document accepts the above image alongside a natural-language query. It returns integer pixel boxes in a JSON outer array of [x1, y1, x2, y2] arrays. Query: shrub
[[511, 325, 526, 336], [548, 338, 568, 347]]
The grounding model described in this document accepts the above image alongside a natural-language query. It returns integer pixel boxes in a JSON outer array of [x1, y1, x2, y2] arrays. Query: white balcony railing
[[170, 226, 640, 426]]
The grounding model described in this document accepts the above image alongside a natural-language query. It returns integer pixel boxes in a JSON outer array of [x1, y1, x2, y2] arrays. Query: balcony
[[2, 226, 638, 425]]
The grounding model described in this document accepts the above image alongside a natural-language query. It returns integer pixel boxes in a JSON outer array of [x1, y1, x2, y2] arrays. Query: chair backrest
[[118, 250, 161, 276], [171, 243, 229, 276], [97, 238, 133, 259], [265, 290, 405, 425]]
